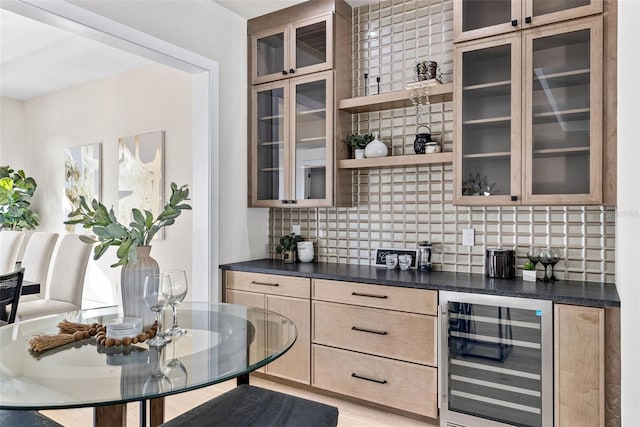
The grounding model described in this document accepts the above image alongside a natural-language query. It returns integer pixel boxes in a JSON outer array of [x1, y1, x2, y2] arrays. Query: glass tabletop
[[0, 302, 297, 410]]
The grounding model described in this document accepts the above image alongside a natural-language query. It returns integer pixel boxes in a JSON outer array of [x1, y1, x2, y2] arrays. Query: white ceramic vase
[[364, 131, 388, 158]]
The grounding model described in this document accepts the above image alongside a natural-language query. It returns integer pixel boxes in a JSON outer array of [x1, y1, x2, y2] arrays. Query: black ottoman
[[0, 410, 63, 427], [161, 384, 339, 427]]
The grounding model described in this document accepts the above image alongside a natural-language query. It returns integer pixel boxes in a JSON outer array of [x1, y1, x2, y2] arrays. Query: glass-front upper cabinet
[[291, 72, 333, 206], [250, 72, 333, 207], [454, 0, 602, 43], [251, 15, 332, 85], [251, 81, 289, 206], [454, 34, 522, 205], [523, 16, 602, 204]]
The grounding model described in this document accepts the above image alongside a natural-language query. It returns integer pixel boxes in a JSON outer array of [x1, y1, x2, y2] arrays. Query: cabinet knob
[[289, 68, 295, 74], [511, 19, 518, 26], [282, 70, 288, 75], [281, 200, 290, 204], [510, 195, 518, 202], [525, 16, 532, 24]]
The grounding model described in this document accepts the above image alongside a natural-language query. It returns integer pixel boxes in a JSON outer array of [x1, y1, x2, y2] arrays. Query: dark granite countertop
[[220, 259, 620, 307]]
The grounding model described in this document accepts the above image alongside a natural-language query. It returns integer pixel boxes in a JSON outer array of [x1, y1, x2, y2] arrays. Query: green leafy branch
[[64, 182, 191, 267], [275, 233, 304, 253], [0, 166, 40, 231]]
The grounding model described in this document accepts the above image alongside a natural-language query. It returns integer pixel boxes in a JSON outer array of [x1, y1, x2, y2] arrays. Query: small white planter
[[354, 148, 365, 159], [523, 270, 537, 282]]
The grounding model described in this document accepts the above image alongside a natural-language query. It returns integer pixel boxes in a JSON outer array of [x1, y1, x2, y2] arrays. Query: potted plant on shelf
[[343, 132, 374, 159], [275, 233, 304, 263], [0, 166, 40, 230], [64, 182, 191, 327], [523, 261, 537, 282]]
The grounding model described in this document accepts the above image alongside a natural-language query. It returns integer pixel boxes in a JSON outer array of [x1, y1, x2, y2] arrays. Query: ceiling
[[0, 1, 374, 101]]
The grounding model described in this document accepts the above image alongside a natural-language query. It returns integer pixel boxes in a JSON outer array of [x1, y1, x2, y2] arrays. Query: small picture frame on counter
[[374, 248, 418, 269]]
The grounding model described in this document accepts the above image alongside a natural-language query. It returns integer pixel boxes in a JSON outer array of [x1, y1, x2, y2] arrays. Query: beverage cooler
[[439, 292, 553, 427]]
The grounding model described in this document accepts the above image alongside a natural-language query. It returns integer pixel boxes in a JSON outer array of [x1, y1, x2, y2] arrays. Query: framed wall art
[[64, 142, 101, 234]]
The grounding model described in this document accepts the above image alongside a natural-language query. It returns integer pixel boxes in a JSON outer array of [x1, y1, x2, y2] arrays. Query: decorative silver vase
[[121, 246, 158, 328]]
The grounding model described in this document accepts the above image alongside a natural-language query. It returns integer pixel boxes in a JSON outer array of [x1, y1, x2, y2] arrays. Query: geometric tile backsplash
[[269, 0, 616, 284]]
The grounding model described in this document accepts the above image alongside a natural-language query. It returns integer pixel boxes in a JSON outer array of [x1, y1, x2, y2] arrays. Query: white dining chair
[[16, 234, 92, 321], [0, 230, 25, 274], [18, 232, 59, 303]]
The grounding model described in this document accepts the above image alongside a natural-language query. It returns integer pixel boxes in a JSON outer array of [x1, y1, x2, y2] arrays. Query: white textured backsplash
[[269, 0, 615, 284]]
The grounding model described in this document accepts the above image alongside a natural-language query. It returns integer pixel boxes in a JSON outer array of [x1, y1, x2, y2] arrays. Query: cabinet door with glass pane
[[454, 34, 522, 205], [252, 26, 289, 85], [454, 0, 521, 43], [250, 81, 289, 207], [523, 16, 602, 204], [290, 71, 333, 207], [290, 15, 332, 78], [523, 0, 602, 29]]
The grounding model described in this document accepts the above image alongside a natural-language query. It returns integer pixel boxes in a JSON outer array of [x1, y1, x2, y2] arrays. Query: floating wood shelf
[[338, 83, 453, 113], [338, 152, 453, 169]]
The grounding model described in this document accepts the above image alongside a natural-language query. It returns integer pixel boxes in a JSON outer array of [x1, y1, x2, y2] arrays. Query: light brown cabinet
[[224, 271, 311, 384], [251, 14, 332, 85], [454, 15, 603, 205], [311, 279, 438, 418], [454, 0, 603, 43], [248, 0, 352, 208], [554, 304, 605, 427]]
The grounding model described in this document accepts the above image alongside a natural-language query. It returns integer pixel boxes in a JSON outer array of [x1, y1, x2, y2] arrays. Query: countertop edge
[[220, 260, 620, 308]]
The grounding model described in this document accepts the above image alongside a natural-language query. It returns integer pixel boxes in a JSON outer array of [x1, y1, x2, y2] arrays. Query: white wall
[[69, 0, 271, 301], [22, 63, 193, 304], [617, 0, 640, 423], [0, 97, 26, 167]]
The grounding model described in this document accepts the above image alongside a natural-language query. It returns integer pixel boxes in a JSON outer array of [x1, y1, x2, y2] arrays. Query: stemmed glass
[[165, 270, 188, 336], [143, 345, 172, 395], [527, 247, 541, 269], [164, 338, 188, 389], [539, 248, 560, 282], [143, 273, 172, 346]]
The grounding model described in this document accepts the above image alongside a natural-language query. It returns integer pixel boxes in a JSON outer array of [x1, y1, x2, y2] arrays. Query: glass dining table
[[0, 302, 297, 426]]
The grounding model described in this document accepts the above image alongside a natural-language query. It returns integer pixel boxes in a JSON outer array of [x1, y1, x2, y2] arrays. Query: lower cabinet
[[554, 304, 606, 427], [224, 271, 311, 384], [311, 279, 439, 418], [312, 344, 437, 417]]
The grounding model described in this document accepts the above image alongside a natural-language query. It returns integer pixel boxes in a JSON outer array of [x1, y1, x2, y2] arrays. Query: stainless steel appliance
[[439, 292, 553, 427], [485, 248, 515, 278]]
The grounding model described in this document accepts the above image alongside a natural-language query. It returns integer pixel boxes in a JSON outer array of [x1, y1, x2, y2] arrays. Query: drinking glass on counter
[[538, 248, 560, 282], [143, 273, 172, 346], [165, 269, 188, 336], [398, 254, 412, 270]]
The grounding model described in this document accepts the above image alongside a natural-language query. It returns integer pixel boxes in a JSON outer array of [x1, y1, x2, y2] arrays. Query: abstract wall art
[[117, 130, 165, 239], [64, 143, 102, 234]]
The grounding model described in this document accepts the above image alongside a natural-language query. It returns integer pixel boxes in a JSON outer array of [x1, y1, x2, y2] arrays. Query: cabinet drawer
[[312, 344, 437, 418], [225, 271, 310, 299], [312, 279, 437, 314], [313, 301, 436, 366]]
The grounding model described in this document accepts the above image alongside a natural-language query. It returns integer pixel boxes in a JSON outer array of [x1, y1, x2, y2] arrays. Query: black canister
[[414, 125, 434, 154], [485, 248, 515, 278]]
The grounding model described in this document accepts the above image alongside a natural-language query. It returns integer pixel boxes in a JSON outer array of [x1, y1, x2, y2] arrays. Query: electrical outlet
[[462, 228, 475, 246], [292, 224, 301, 235]]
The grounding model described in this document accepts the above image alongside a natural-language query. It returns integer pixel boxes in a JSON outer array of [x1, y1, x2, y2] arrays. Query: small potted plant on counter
[[343, 132, 374, 159], [275, 233, 304, 263], [523, 261, 537, 282]]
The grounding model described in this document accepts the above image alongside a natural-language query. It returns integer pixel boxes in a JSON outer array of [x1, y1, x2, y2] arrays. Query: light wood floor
[[41, 375, 438, 426]]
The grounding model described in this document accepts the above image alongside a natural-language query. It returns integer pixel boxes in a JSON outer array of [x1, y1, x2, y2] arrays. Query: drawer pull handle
[[351, 373, 387, 385], [250, 281, 279, 287], [351, 292, 388, 299], [352, 326, 388, 335]]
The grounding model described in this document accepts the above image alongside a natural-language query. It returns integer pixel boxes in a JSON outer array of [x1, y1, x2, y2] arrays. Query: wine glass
[[547, 248, 561, 281], [538, 248, 557, 282], [164, 339, 188, 389], [165, 270, 188, 336], [526, 247, 540, 268], [143, 345, 172, 395], [143, 273, 172, 346]]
